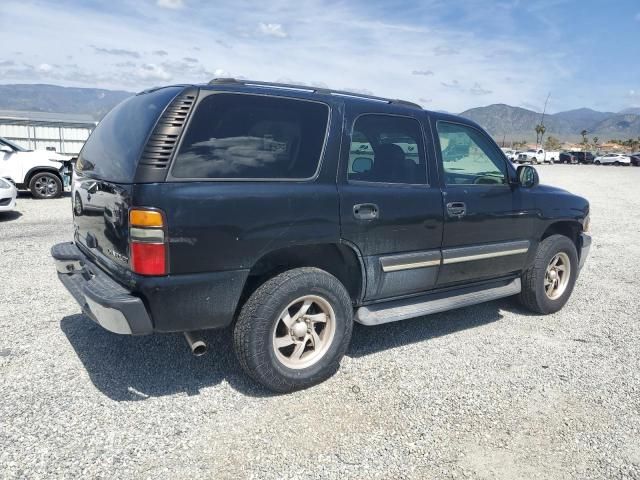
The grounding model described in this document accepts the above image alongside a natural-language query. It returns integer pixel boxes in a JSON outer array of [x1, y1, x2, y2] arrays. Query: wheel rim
[[544, 252, 571, 300], [34, 176, 58, 197], [272, 294, 336, 370]]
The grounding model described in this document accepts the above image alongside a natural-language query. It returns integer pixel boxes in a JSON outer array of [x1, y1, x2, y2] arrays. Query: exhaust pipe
[[184, 331, 207, 356]]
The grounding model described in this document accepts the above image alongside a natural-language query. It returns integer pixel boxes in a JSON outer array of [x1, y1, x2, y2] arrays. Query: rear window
[[171, 93, 329, 179], [76, 87, 182, 182]]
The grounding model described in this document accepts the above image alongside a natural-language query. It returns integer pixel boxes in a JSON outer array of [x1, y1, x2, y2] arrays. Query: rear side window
[[171, 94, 329, 179], [347, 114, 427, 184], [76, 87, 182, 182]]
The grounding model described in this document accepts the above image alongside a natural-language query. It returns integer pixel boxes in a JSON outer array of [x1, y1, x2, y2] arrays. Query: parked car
[[516, 148, 560, 164], [0, 136, 73, 199], [567, 151, 595, 164], [500, 148, 519, 161], [630, 153, 640, 166], [0, 177, 17, 212], [52, 79, 591, 392], [594, 153, 631, 165], [559, 152, 577, 164]]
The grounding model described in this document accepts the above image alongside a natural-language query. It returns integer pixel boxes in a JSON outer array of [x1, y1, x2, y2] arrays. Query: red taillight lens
[[129, 208, 167, 276], [130, 242, 166, 276]]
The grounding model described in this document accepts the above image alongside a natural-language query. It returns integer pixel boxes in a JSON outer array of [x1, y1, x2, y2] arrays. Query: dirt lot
[[1, 165, 639, 479]]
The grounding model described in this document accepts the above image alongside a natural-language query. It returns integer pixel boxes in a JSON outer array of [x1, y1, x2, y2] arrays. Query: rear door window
[[347, 115, 427, 184], [76, 86, 182, 182], [171, 94, 329, 179]]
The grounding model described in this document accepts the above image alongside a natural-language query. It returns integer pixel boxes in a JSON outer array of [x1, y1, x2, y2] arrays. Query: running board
[[355, 278, 521, 326]]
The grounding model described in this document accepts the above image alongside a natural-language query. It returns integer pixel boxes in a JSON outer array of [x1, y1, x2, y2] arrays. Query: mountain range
[[0, 83, 639, 142], [460, 105, 640, 143]]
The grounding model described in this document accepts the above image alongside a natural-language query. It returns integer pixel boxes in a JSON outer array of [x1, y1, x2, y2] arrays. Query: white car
[[0, 136, 73, 199], [594, 153, 631, 165], [500, 148, 519, 161], [0, 177, 18, 212]]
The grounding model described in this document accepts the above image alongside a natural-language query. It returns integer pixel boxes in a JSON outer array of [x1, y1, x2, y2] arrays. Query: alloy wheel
[[544, 252, 571, 300], [272, 295, 336, 369]]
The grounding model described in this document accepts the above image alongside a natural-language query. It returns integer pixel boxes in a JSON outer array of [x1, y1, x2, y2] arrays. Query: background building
[[0, 110, 96, 156]]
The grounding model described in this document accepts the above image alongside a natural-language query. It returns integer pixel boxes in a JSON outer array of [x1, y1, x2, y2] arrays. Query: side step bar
[[355, 278, 521, 326]]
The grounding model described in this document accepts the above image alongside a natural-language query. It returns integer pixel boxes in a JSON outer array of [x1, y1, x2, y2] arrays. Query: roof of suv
[[201, 77, 424, 110], [140, 78, 484, 130]]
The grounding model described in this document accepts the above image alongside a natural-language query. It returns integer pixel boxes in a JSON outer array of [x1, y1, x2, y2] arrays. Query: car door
[[338, 106, 444, 301], [433, 119, 535, 286]]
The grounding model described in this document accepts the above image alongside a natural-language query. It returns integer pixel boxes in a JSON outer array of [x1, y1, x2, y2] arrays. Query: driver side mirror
[[517, 165, 539, 188], [0, 145, 13, 154]]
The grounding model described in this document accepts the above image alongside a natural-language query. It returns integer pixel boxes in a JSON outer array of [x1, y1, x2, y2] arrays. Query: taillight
[[129, 208, 167, 276]]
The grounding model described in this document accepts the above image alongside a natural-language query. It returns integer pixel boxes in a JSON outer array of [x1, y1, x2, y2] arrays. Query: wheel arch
[[237, 242, 365, 314], [25, 166, 63, 186], [540, 220, 582, 250]]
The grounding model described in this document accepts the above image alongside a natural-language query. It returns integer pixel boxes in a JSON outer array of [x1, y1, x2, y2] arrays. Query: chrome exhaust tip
[[184, 331, 207, 356]]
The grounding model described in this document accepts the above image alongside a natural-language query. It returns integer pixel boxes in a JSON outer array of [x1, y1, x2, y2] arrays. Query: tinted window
[[171, 94, 329, 179], [436, 122, 507, 186], [76, 87, 181, 182], [347, 115, 426, 184]]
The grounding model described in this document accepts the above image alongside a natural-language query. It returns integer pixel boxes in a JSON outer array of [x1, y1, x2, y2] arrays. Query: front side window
[[436, 122, 507, 186], [347, 115, 426, 184], [172, 94, 329, 179]]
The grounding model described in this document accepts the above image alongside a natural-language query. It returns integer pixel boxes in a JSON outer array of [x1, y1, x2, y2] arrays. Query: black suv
[[52, 79, 591, 392], [564, 151, 595, 164]]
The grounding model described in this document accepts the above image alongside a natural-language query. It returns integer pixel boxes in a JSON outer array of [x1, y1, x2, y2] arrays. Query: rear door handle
[[446, 202, 466, 218], [353, 203, 379, 220]]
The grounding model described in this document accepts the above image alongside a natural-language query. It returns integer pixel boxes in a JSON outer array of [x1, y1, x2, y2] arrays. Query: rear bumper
[[52, 241, 249, 334], [52, 242, 153, 335], [579, 233, 591, 269]]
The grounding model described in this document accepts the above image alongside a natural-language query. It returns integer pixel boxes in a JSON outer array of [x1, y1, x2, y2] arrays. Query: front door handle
[[353, 203, 379, 220], [446, 202, 466, 218]]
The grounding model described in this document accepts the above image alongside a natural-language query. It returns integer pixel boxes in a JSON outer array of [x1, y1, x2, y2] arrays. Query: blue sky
[[0, 0, 638, 113]]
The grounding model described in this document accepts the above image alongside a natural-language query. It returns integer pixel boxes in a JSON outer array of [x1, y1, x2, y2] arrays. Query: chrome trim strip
[[380, 251, 441, 272], [383, 259, 441, 272], [443, 248, 529, 264], [442, 240, 530, 265]]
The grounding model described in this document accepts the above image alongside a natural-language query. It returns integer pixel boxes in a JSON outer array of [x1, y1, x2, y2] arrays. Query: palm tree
[[581, 130, 588, 142], [593, 136, 598, 146], [535, 124, 543, 145]]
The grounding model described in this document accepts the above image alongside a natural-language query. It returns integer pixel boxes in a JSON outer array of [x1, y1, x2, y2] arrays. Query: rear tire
[[519, 234, 578, 314], [29, 172, 62, 199], [233, 267, 354, 393]]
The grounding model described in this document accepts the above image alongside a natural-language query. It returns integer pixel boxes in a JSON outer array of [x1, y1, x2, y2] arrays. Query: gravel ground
[[1, 165, 639, 479]]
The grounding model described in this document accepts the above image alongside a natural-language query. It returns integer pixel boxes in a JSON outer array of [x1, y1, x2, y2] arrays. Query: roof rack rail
[[207, 78, 422, 110]]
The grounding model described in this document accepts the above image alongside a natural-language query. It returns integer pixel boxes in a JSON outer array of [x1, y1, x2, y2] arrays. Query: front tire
[[233, 267, 354, 393], [519, 234, 578, 314], [29, 172, 62, 199]]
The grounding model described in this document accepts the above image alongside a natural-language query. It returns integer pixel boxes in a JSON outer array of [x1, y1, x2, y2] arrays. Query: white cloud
[[37, 63, 53, 73], [0, 0, 596, 112], [135, 63, 171, 82], [157, 0, 184, 9], [258, 22, 288, 38]]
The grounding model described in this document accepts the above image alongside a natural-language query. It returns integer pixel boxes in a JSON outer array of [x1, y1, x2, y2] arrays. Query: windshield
[[0, 136, 29, 152]]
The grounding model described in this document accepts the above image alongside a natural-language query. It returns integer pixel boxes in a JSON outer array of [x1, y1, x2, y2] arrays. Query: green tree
[[544, 135, 562, 150]]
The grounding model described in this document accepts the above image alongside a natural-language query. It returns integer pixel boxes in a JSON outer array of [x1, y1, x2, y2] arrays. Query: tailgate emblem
[[107, 248, 129, 262]]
